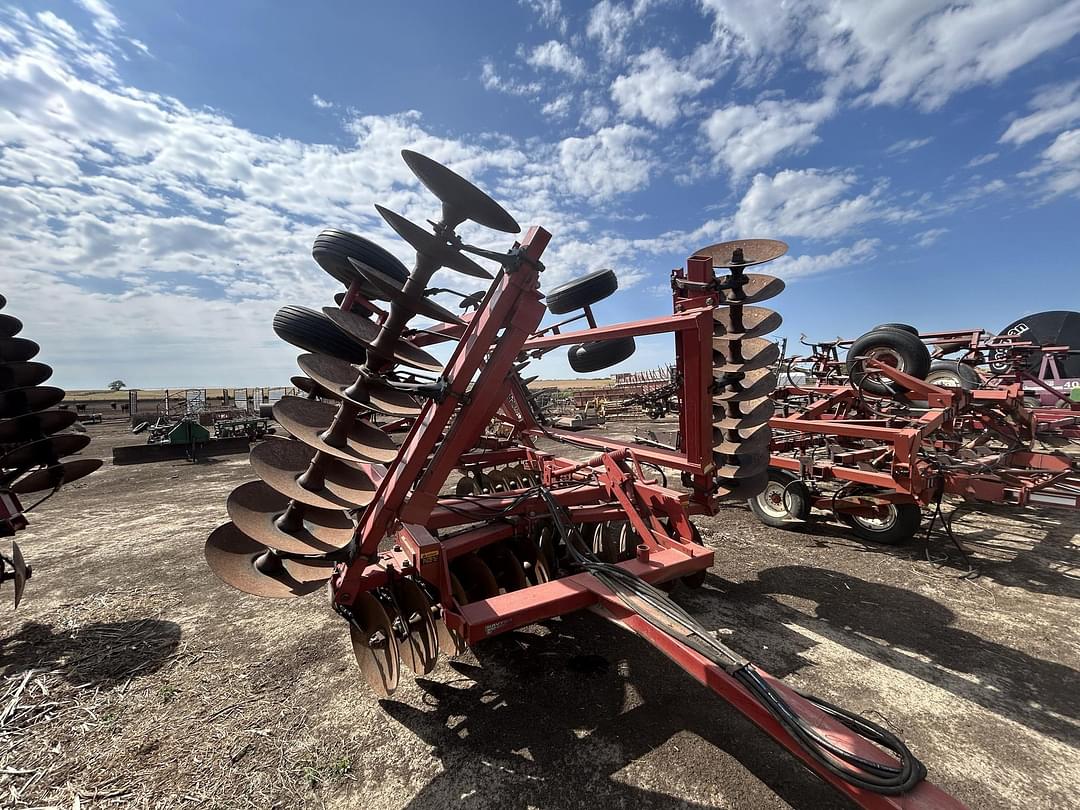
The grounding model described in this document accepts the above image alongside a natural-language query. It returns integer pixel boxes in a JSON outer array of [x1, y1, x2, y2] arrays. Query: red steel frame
[[323, 230, 967, 809]]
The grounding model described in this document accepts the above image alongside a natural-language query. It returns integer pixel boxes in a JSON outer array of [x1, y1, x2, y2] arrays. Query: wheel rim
[[852, 504, 897, 531], [757, 481, 791, 519]]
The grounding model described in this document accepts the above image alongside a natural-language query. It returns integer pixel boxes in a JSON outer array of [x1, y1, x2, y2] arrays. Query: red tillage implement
[[205, 150, 966, 808]]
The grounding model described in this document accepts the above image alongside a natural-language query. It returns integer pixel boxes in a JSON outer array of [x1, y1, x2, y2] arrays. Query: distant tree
[[107, 379, 126, 391]]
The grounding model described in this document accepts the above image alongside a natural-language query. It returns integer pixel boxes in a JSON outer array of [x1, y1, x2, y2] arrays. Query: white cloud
[[311, 93, 332, 109], [885, 136, 933, 156], [75, 0, 121, 39], [966, 152, 998, 168], [916, 227, 948, 247], [702, 95, 837, 176], [524, 40, 585, 79], [1022, 128, 1080, 199], [1000, 79, 1080, 145], [586, 0, 654, 61], [767, 238, 880, 280], [541, 94, 572, 118], [581, 104, 611, 129], [732, 168, 889, 240], [557, 124, 652, 201], [480, 60, 541, 96], [519, 0, 568, 35], [611, 48, 713, 127]]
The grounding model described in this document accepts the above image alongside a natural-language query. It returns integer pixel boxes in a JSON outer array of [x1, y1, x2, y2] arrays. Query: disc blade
[[479, 543, 528, 592], [713, 339, 781, 374], [322, 307, 444, 373], [297, 353, 421, 416], [347, 258, 465, 325], [12, 541, 28, 609], [0, 338, 39, 363], [11, 458, 101, 494], [0, 314, 22, 338], [713, 398, 775, 431], [716, 273, 785, 305], [0, 433, 91, 470], [510, 534, 551, 586], [713, 424, 772, 456], [350, 592, 401, 696], [291, 375, 328, 398], [450, 553, 500, 601], [226, 480, 354, 554], [273, 397, 398, 464], [713, 369, 777, 401], [713, 305, 783, 340], [375, 204, 493, 280], [692, 239, 788, 268], [715, 470, 770, 500], [0, 361, 52, 391], [713, 447, 771, 479], [205, 522, 333, 599], [391, 578, 440, 675], [401, 149, 520, 233], [0, 386, 66, 419], [249, 437, 375, 510], [438, 575, 469, 655]]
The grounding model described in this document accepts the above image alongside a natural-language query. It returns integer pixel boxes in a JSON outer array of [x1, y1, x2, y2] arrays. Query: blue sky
[[1, 0, 1078, 388]]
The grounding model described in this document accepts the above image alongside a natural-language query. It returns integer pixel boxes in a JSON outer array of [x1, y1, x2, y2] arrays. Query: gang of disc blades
[[296, 352, 421, 416], [713, 306, 783, 340], [248, 437, 375, 510], [226, 480, 354, 554], [713, 368, 778, 401], [347, 258, 464, 325], [0, 314, 22, 338], [0, 409, 79, 443], [204, 522, 332, 599], [713, 398, 775, 431], [401, 149, 520, 234], [375, 204, 493, 280], [391, 578, 439, 675], [272, 396, 398, 464], [0, 338, 39, 363], [0, 433, 91, 470], [0, 385, 66, 419], [11, 458, 102, 494], [350, 591, 401, 696], [712, 338, 781, 374], [692, 239, 788, 268], [0, 361, 51, 391], [321, 307, 444, 373]]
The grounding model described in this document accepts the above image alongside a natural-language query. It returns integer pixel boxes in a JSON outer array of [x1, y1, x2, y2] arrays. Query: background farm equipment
[[0, 293, 101, 607], [202, 150, 966, 809]]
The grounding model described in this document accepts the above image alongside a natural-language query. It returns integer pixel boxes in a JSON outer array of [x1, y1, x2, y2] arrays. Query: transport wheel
[[568, 336, 636, 373], [847, 328, 930, 396], [748, 469, 810, 528], [924, 360, 980, 390], [545, 269, 618, 314], [841, 500, 921, 545], [272, 305, 367, 364], [872, 322, 918, 335], [312, 228, 409, 292]]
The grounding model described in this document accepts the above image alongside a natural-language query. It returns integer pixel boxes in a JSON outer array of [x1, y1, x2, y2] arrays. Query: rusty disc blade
[[716, 470, 770, 500], [0, 361, 52, 391], [350, 592, 401, 696], [437, 575, 468, 655], [0, 314, 22, 338], [713, 305, 783, 340], [205, 522, 333, 599], [713, 368, 777, 402], [479, 543, 528, 592], [11, 540, 28, 608], [0, 433, 91, 470], [716, 273, 785, 306], [290, 375, 328, 398], [713, 338, 781, 374], [454, 474, 479, 495], [450, 553, 500, 601], [249, 437, 375, 510], [713, 447, 771, 480], [273, 397, 398, 464], [713, 424, 771, 456], [297, 353, 421, 416], [510, 534, 550, 586], [375, 205, 493, 280], [692, 239, 788, 268], [0, 409, 79, 443], [0, 385, 66, 419], [347, 258, 464, 325], [401, 149, 520, 234], [713, 398, 775, 431], [10, 458, 100, 494], [0, 338, 39, 363], [226, 480, 354, 554], [322, 307, 444, 373], [391, 578, 440, 675]]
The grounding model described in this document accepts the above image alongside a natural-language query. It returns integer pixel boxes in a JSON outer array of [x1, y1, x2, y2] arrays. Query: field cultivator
[[204, 150, 967, 808], [0, 295, 101, 607], [755, 323, 1080, 544]]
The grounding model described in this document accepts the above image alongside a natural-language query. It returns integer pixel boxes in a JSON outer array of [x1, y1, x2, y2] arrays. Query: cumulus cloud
[[611, 48, 713, 127], [311, 93, 332, 109], [480, 60, 541, 96], [524, 39, 586, 79], [557, 124, 652, 201], [702, 95, 837, 176], [519, 0, 568, 35], [586, 0, 654, 61], [767, 238, 880, 280]]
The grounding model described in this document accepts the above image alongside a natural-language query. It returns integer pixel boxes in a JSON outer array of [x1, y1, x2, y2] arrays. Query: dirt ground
[[1, 419, 1077, 809]]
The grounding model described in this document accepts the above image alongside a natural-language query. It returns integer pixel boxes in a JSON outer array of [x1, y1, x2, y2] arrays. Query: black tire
[[272, 305, 367, 364], [258, 403, 274, 418], [847, 329, 931, 396], [546, 269, 618, 314], [568, 336, 636, 373], [748, 469, 810, 528], [925, 360, 980, 390], [841, 501, 921, 545], [872, 322, 919, 335], [312, 229, 409, 294]]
